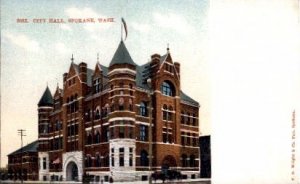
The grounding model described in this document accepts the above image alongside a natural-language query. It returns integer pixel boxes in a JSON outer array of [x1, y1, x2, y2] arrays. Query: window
[[85, 156, 92, 167], [163, 133, 167, 143], [140, 150, 149, 166], [43, 157, 47, 170], [85, 109, 91, 121], [111, 100, 115, 112], [119, 148, 124, 166], [110, 85, 114, 96], [181, 154, 188, 167], [140, 102, 147, 116], [109, 127, 114, 139], [181, 111, 184, 124], [162, 105, 168, 120], [160, 81, 175, 96], [95, 154, 101, 167], [129, 148, 133, 166], [95, 131, 101, 143], [95, 108, 101, 119], [129, 127, 133, 139], [129, 99, 133, 111], [129, 84, 133, 95], [118, 98, 124, 110], [119, 126, 125, 138], [140, 125, 147, 141], [168, 106, 173, 120], [192, 113, 197, 126], [111, 149, 114, 167], [190, 155, 196, 167], [94, 78, 101, 93], [104, 154, 109, 167], [87, 133, 92, 145]]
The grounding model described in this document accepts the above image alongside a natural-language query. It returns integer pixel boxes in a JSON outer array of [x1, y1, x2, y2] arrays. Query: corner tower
[[37, 86, 54, 181], [108, 41, 137, 181]]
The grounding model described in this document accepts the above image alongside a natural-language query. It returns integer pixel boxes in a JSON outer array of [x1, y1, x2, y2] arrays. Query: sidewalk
[[0, 178, 211, 184]]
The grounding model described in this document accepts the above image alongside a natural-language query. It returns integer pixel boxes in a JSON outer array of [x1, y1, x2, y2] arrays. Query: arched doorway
[[66, 161, 78, 181], [161, 155, 177, 171]]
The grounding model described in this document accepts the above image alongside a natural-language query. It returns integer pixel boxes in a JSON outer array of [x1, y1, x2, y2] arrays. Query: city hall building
[[37, 40, 200, 182]]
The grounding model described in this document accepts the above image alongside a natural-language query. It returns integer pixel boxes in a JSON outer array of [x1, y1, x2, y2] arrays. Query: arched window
[[85, 109, 91, 121], [104, 154, 109, 167], [140, 102, 147, 116], [140, 150, 149, 166], [95, 131, 101, 143], [95, 108, 100, 119], [85, 156, 92, 167], [129, 99, 133, 111], [181, 154, 188, 167], [160, 81, 175, 96], [118, 98, 124, 110], [95, 154, 101, 167], [190, 155, 196, 167], [87, 133, 92, 145], [111, 100, 115, 112]]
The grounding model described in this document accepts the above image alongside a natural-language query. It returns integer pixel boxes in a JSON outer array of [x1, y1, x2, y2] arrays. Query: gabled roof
[[8, 140, 38, 156], [109, 41, 136, 67], [38, 86, 54, 107]]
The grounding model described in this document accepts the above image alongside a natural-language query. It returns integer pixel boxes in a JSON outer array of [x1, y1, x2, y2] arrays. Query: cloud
[[153, 12, 194, 34], [131, 22, 151, 33], [65, 7, 111, 33], [60, 24, 72, 31], [3, 32, 40, 52], [54, 42, 71, 54]]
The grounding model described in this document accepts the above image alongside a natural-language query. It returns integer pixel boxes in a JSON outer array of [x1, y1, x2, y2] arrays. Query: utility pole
[[147, 78, 153, 184], [18, 129, 26, 184]]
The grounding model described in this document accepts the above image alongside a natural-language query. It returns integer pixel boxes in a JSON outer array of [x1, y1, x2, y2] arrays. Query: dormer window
[[94, 78, 101, 93]]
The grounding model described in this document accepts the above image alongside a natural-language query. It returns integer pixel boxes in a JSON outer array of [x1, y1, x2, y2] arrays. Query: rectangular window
[[119, 156, 124, 166], [119, 126, 125, 138], [43, 157, 47, 170], [129, 147, 133, 166], [119, 147, 124, 166], [111, 127, 114, 139], [129, 127, 133, 138], [111, 148, 114, 166], [140, 125, 148, 141]]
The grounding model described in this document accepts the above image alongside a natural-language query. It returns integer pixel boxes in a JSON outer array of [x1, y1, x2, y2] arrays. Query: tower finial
[[71, 54, 74, 63], [167, 43, 170, 53], [97, 53, 99, 63]]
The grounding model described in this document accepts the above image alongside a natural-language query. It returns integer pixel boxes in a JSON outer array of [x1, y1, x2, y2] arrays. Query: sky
[[0, 0, 210, 168], [1, 0, 300, 183]]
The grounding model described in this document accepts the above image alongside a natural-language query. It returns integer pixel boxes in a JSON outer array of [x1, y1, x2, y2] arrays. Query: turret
[[37, 86, 53, 152]]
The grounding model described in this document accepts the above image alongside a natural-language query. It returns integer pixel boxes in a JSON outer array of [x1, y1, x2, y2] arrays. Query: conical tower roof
[[109, 41, 136, 67], [38, 86, 54, 107]]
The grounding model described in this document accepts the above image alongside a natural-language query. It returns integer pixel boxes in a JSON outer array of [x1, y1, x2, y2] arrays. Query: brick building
[[37, 41, 200, 182], [7, 140, 39, 181]]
